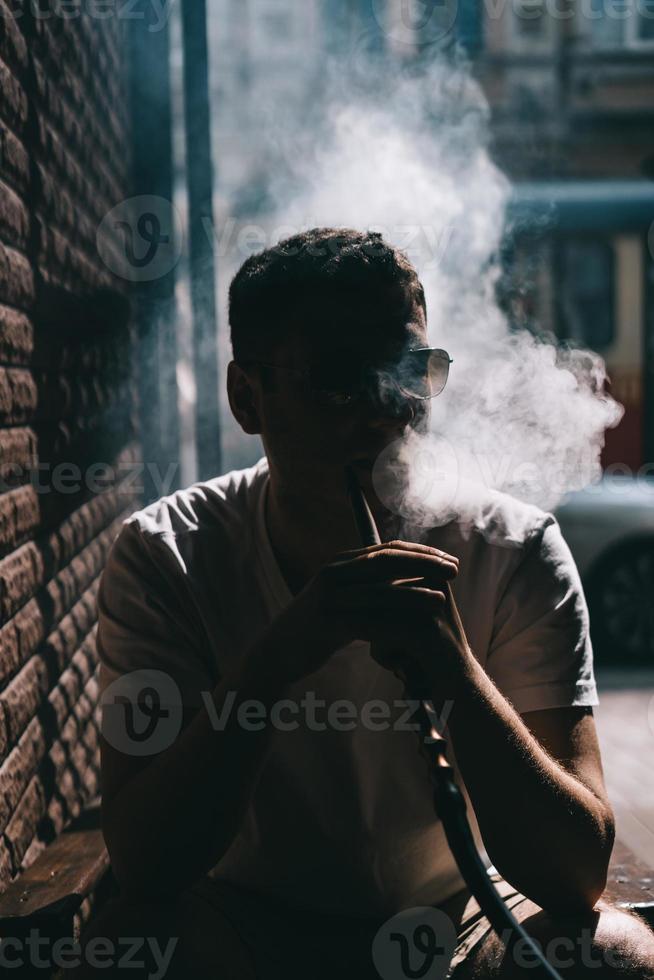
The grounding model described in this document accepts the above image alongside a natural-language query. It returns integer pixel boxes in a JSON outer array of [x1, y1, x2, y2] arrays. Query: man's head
[[227, 227, 443, 499], [228, 227, 426, 366]]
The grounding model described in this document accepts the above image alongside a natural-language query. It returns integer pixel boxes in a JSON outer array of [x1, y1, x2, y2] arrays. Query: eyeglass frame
[[235, 348, 453, 406]]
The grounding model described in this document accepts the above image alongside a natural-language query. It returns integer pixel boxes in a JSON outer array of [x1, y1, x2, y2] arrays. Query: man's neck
[[264, 471, 401, 596]]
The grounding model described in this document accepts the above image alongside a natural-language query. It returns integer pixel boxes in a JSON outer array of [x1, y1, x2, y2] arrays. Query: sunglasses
[[237, 348, 452, 408]]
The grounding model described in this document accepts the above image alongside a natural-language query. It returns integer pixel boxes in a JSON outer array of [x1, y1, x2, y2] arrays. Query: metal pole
[[458, 0, 484, 56], [181, 0, 223, 480], [128, 3, 181, 504], [358, 0, 386, 53], [643, 234, 654, 468]]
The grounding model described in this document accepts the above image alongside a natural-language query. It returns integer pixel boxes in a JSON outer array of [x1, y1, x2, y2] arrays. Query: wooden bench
[[0, 813, 651, 976]]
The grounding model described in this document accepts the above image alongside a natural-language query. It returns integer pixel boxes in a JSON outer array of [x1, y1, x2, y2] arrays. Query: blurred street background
[[595, 671, 654, 865]]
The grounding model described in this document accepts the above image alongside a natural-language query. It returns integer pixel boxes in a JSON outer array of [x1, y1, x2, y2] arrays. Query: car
[[555, 476, 654, 665]]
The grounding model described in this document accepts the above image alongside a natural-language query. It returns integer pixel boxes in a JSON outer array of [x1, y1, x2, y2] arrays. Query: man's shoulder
[[421, 486, 562, 600], [463, 486, 555, 551], [123, 455, 269, 542], [425, 485, 555, 556]]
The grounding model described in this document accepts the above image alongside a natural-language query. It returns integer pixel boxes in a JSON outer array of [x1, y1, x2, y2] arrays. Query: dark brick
[[0, 619, 20, 683], [0, 427, 37, 492], [0, 244, 34, 309], [0, 541, 42, 623], [0, 716, 46, 835], [0, 178, 28, 249], [0, 2, 28, 75], [0, 598, 45, 686], [4, 776, 45, 873], [0, 56, 28, 134], [0, 309, 33, 364], [0, 119, 30, 193], [0, 840, 12, 888], [1, 656, 49, 746], [0, 484, 40, 556], [0, 367, 38, 425]]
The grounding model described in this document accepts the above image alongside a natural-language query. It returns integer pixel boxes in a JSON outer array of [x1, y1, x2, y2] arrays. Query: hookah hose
[[344, 466, 563, 980]]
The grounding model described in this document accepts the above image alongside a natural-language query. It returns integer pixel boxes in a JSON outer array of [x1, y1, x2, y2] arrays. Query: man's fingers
[[328, 547, 458, 585], [329, 582, 447, 614], [335, 539, 458, 564]]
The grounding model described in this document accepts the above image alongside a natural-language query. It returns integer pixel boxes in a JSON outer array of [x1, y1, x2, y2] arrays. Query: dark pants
[[66, 873, 524, 979]]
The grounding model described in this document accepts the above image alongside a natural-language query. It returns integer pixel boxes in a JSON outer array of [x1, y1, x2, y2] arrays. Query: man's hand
[[254, 540, 464, 686], [369, 569, 473, 699]]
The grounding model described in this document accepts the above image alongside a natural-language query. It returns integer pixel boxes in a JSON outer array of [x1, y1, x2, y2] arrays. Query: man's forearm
[[431, 656, 614, 914], [103, 644, 286, 897]]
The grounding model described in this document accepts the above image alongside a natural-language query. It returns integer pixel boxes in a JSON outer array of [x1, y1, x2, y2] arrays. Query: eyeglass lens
[[310, 350, 450, 404]]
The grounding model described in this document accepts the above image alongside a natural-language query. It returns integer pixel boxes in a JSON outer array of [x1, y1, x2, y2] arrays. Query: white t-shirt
[[97, 455, 598, 915]]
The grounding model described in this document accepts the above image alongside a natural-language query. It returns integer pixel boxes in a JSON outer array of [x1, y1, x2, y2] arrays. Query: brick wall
[[0, 2, 142, 887]]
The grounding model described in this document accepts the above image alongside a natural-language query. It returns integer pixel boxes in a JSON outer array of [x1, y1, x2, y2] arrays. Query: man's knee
[[466, 902, 654, 978], [585, 905, 654, 978], [65, 886, 256, 978]]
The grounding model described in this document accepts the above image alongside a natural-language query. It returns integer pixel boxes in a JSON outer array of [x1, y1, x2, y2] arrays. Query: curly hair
[[228, 227, 426, 363]]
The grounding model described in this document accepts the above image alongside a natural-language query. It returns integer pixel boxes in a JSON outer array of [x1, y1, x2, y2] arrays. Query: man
[[85, 229, 654, 978]]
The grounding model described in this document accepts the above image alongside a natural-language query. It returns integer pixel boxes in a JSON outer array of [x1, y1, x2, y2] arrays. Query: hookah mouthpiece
[[345, 465, 381, 548]]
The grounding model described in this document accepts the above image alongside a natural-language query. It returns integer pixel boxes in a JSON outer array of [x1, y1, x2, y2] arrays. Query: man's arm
[[434, 660, 615, 915], [101, 644, 288, 898], [399, 514, 613, 915], [96, 522, 292, 898]]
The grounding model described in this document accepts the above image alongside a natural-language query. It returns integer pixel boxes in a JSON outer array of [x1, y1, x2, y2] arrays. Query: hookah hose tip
[[345, 465, 381, 547]]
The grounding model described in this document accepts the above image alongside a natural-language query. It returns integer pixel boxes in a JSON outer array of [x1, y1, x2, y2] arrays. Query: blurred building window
[[560, 240, 615, 351], [586, 0, 654, 46], [587, 0, 624, 46], [633, 0, 654, 42], [513, 0, 547, 36]]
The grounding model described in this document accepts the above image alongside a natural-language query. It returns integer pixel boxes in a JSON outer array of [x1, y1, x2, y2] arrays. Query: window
[[510, 0, 555, 50], [633, 0, 654, 42], [559, 240, 615, 351], [586, 0, 625, 46], [513, 0, 547, 37], [585, 0, 654, 47]]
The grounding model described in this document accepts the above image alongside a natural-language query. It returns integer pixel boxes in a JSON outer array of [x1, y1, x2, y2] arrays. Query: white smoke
[[246, 53, 623, 536]]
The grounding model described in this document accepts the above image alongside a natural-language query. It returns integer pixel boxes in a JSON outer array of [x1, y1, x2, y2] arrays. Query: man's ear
[[226, 361, 262, 435]]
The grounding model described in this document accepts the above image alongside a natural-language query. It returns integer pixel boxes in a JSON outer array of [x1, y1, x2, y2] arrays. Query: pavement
[[595, 670, 654, 868]]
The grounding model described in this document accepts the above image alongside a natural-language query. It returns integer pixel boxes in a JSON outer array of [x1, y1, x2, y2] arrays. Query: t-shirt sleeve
[[485, 515, 598, 715], [96, 519, 216, 710]]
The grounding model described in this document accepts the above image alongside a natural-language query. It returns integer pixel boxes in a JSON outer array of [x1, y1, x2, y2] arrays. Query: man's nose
[[363, 375, 421, 429]]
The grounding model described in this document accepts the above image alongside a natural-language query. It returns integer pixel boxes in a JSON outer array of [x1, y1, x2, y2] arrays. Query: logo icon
[[372, 906, 457, 979], [97, 196, 183, 282], [372, 435, 460, 527], [101, 670, 183, 755], [372, 0, 459, 49]]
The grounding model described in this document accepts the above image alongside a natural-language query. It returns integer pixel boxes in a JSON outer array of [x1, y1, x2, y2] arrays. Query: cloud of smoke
[[242, 51, 623, 537]]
